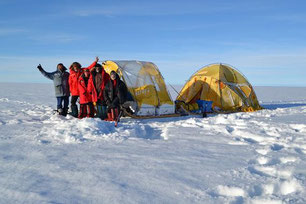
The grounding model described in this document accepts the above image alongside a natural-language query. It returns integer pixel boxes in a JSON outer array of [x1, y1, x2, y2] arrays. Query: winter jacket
[[90, 69, 110, 103], [69, 61, 97, 96], [78, 74, 94, 104], [38, 67, 70, 97], [103, 73, 128, 108]]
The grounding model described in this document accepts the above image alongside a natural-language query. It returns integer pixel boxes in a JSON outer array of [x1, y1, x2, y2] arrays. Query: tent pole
[[169, 84, 180, 97]]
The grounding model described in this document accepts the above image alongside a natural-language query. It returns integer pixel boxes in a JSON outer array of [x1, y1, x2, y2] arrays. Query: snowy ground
[[0, 83, 305, 204]]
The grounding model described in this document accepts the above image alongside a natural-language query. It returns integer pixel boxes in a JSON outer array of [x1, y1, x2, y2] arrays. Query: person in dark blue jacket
[[37, 63, 70, 116]]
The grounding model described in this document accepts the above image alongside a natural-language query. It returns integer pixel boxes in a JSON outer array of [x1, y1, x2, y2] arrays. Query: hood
[[110, 71, 119, 80], [57, 64, 67, 72]]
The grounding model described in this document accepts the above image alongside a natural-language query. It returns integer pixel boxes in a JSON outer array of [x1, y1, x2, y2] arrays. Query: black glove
[[37, 64, 42, 70]]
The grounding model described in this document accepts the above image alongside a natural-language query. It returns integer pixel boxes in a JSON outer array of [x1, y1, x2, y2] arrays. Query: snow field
[[0, 83, 305, 203]]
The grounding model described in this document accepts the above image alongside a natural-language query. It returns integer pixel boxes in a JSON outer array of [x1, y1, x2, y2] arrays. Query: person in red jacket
[[89, 63, 110, 119], [78, 69, 95, 118], [68, 57, 99, 117]]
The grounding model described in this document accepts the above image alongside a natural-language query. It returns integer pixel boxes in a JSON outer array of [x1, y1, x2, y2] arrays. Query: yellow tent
[[102, 60, 175, 116], [176, 63, 262, 112]]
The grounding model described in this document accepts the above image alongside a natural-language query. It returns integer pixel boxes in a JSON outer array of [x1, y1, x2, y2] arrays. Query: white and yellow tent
[[102, 60, 175, 116], [176, 63, 262, 112]]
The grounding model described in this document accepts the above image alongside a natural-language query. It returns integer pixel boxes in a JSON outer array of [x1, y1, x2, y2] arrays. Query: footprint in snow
[[270, 143, 284, 151], [256, 148, 271, 155], [248, 166, 293, 179]]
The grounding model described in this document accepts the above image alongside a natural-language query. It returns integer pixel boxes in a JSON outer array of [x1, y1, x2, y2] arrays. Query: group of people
[[37, 57, 128, 122]]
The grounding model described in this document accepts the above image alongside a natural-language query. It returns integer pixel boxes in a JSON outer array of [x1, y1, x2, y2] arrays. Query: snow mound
[[280, 179, 303, 195], [216, 185, 245, 197], [38, 115, 166, 144]]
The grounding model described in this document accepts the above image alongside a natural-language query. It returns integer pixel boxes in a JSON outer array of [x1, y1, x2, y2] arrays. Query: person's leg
[[106, 108, 112, 121], [110, 108, 118, 121], [111, 102, 120, 121], [96, 100, 105, 119], [70, 95, 79, 117], [96, 104, 102, 118], [56, 97, 63, 110], [99, 100, 107, 119], [101, 105, 107, 119], [62, 96, 69, 116], [78, 104, 87, 119], [87, 103, 95, 118]]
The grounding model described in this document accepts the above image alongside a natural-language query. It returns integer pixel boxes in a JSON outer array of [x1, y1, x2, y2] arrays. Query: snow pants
[[78, 102, 94, 119], [70, 95, 79, 117]]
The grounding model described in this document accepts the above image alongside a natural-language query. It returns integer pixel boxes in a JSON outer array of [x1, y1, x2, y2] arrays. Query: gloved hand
[[37, 64, 42, 70]]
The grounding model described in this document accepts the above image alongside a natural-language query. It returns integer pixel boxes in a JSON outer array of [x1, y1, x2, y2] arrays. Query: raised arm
[[37, 64, 55, 80], [83, 56, 99, 70]]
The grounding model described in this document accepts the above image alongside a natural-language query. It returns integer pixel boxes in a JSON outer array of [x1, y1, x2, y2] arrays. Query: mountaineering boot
[[62, 108, 68, 117], [57, 108, 63, 116], [70, 105, 78, 118], [105, 112, 112, 121]]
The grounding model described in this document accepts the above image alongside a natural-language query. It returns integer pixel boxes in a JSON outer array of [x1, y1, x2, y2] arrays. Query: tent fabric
[[102, 60, 174, 115], [176, 63, 262, 112]]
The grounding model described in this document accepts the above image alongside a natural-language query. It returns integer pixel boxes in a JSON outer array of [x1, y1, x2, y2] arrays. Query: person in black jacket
[[103, 71, 128, 122], [37, 63, 70, 116]]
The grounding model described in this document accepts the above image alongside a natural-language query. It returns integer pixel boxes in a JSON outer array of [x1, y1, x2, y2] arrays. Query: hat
[[95, 63, 102, 68]]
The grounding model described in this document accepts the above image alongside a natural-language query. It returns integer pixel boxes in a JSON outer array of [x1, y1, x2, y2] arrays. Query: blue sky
[[0, 0, 306, 86]]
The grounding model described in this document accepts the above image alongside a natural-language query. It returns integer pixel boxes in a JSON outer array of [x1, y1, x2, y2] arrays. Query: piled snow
[[0, 83, 305, 203], [216, 185, 245, 197]]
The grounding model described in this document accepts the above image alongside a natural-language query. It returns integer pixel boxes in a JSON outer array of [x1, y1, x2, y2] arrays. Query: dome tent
[[176, 63, 262, 112], [102, 60, 175, 116]]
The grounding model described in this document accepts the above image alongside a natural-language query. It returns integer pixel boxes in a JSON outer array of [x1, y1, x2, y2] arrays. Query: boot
[[63, 108, 68, 117], [57, 108, 63, 116], [105, 112, 112, 121], [70, 105, 78, 118]]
